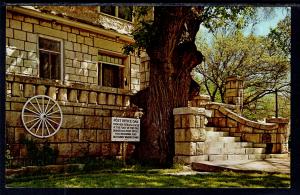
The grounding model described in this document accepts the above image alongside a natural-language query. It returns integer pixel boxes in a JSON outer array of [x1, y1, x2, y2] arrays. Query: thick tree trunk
[[133, 7, 204, 166]]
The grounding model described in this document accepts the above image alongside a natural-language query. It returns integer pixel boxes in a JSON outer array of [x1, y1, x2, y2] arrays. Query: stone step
[[206, 135, 240, 142], [204, 142, 254, 150], [206, 131, 229, 137], [208, 154, 267, 161], [205, 127, 215, 131], [205, 146, 265, 155], [265, 153, 289, 159]]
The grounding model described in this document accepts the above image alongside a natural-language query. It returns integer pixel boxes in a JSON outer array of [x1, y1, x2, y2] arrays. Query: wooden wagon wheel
[[21, 95, 63, 138]]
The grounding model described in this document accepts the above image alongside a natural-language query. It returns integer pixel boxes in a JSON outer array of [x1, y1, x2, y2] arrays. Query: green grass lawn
[[6, 170, 290, 188]]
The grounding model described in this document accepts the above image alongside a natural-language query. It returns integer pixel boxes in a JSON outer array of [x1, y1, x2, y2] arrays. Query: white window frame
[[37, 35, 64, 81]]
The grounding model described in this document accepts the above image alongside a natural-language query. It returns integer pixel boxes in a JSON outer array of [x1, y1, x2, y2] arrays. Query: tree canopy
[[194, 14, 290, 120]]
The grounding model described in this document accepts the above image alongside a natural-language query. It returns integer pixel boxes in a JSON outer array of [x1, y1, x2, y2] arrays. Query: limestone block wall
[[173, 107, 208, 164], [6, 74, 138, 165], [205, 102, 289, 154], [6, 10, 140, 90]]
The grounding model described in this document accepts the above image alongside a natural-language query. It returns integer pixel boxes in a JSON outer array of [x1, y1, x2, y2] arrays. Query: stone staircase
[[204, 126, 267, 161]]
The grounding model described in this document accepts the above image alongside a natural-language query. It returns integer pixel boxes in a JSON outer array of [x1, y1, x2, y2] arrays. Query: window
[[99, 6, 133, 22], [98, 53, 125, 88], [39, 37, 62, 80]]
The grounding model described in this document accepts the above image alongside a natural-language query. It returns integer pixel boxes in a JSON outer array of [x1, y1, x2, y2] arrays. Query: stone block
[[227, 118, 237, 127], [98, 93, 107, 105], [116, 95, 123, 106], [103, 117, 111, 130], [174, 115, 181, 128], [9, 39, 24, 50], [62, 115, 84, 128], [68, 33, 77, 42], [6, 102, 10, 110], [89, 92, 97, 104], [84, 116, 102, 129], [79, 90, 88, 103], [58, 88, 68, 101], [243, 126, 253, 133], [61, 106, 73, 114], [107, 94, 115, 105], [71, 143, 89, 157], [53, 129, 68, 142], [175, 142, 197, 155], [89, 143, 102, 156], [209, 154, 228, 161], [101, 143, 111, 156], [97, 130, 110, 142], [218, 118, 227, 127], [95, 109, 111, 116], [77, 35, 84, 43], [14, 29, 26, 40], [182, 114, 196, 128], [84, 37, 93, 46], [24, 84, 34, 97], [47, 86, 57, 100], [34, 25, 67, 39], [12, 82, 21, 97], [6, 111, 22, 127], [243, 134, 260, 143], [74, 107, 94, 115], [10, 102, 24, 111], [11, 19, 21, 29], [64, 41, 73, 50], [196, 142, 205, 155], [74, 43, 81, 52], [175, 129, 185, 142], [79, 129, 96, 142], [227, 154, 249, 161], [68, 129, 79, 142], [68, 89, 77, 102]]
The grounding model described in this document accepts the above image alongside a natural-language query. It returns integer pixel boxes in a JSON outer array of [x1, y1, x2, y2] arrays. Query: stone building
[[5, 6, 289, 166], [5, 5, 146, 164]]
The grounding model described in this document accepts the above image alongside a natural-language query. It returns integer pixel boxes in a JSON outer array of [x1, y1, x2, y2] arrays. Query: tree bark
[[133, 7, 204, 166]]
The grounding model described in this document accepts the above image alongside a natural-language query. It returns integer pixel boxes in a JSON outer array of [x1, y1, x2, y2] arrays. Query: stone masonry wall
[[205, 102, 289, 154], [173, 107, 208, 164], [6, 74, 138, 165], [6, 10, 140, 90]]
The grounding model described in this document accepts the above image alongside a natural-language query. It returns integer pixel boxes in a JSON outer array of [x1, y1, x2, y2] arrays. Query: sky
[[246, 7, 290, 36], [197, 7, 290, 45]]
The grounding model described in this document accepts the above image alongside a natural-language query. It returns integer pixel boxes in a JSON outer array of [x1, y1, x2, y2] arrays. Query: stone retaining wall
[[205, 102, 289, 154], [6, 74, 138, 165]]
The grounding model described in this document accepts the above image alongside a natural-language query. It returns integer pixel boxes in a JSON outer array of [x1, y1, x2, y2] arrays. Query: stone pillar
[[173, 107, 208, 164], [225, 76, 244, 114], [266, 118, 289, 153], [190, 95, 211, 108]]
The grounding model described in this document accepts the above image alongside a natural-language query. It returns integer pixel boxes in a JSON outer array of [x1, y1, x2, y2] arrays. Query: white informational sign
[[111, 117, 140, 142]]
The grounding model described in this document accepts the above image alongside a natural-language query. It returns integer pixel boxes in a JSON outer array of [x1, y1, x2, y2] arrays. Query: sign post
[[111, 117, 140, 165]]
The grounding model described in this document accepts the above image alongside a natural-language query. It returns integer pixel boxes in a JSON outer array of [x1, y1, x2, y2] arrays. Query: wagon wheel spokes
[[22, 95, 63, 139]]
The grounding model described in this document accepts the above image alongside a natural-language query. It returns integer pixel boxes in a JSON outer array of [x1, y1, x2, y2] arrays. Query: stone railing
[[205, 102, 289, 154], [6, 74, 132, 108], [5, 74, 139, 165]]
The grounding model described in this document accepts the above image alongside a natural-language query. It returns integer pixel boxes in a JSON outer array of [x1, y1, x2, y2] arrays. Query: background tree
[[124, 6, 258, 166], [195, 14, 290, 120]]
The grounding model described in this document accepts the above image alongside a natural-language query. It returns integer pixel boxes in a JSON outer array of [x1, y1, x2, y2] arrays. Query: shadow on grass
[[6, 171, 290, 188]]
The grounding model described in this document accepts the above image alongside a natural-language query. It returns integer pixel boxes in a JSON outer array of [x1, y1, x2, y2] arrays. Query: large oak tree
[[125, 6, 256, 166]]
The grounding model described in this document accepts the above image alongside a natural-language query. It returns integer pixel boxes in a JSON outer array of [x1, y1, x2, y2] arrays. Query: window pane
[[100, 6, 116, 16], [102, 63, 123, 88], [40, 51, 50, 79], [118, 6, 133, 21], [39, 38, 60, 52], [50, 53, 61, 80]]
